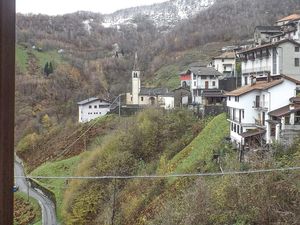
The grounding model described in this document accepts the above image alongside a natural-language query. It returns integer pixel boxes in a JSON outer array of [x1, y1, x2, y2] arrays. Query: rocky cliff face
[[102, 0, 215, 30]]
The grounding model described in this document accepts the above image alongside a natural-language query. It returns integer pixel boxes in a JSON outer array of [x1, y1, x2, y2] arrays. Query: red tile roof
[[277, 14, 300, 23]]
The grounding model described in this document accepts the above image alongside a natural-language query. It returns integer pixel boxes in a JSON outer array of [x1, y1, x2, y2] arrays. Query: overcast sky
[[17, 0, 169, 15]]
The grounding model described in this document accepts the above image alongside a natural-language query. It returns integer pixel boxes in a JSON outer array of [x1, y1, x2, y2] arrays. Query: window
[[231, 123, 234, 131], [229, 96, 231, 101], [242, 110, 245, 119], [89, 105, 92, 109], [295, 58, 300, 67], [237, 125, 240, 134], [141, 97, 144, 101], [201, 76, 207, 80], [94, 105, 97, 108], [235, 96, 239, 102], [234, 124, 236, 133], [295, 47, 300, 52], [222, 59, 224, 62], [194, 81, 196, 86], [212, 81, 216, 86], [244, 76, 248, 85]]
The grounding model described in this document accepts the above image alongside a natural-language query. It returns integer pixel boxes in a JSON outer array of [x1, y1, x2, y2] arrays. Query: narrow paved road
[[15, 160, 57, 225]]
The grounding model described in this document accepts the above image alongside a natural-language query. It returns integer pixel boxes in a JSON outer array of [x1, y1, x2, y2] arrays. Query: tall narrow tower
[[132, 52, 141, 105]]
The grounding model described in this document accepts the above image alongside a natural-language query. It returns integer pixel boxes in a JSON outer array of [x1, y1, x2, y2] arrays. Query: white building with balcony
[[226, 75, 300, 152], [238, 39, 300, 86]]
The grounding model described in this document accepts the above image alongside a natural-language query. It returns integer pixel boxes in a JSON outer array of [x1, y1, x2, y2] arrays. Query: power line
[[53, 118, 100, 160], [15, 166, 300, 180]]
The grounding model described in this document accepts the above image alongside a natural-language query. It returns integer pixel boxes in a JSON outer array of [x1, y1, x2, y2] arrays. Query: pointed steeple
[[133, 52, 140, 71]]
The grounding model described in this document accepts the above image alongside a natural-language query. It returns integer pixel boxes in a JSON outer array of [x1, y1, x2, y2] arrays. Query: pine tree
[[44, 62, 49, 76], [49, 62, 53, 74]]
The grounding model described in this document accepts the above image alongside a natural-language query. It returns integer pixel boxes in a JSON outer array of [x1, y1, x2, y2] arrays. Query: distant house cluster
[[226, 13, 300, 158]]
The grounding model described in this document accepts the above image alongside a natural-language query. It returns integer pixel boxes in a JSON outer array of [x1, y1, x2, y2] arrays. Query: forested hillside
[[15, 1, 300, 224], [30, 111, 300, 224]]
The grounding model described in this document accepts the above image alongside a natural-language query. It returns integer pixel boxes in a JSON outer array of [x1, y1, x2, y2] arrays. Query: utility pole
[[111, 177, 117, 225], [0, 0, 16, 224]]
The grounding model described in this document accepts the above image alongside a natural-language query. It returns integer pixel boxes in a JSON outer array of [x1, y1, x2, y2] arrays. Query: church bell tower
[[132, 52, 141, 105]]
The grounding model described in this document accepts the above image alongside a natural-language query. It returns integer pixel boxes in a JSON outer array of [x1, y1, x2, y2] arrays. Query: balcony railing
[[253, 101, 268, 110], [242, 67, 271, 74]]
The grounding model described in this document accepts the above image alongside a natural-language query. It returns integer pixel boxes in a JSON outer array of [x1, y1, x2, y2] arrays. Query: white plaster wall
[[132, 71, 141, 104], [162, 96, 175, 109], [213, 58, 235, 74], [79, 100, 110, 123], [227, 91, 259, 124], [267, 79, 296, 111]]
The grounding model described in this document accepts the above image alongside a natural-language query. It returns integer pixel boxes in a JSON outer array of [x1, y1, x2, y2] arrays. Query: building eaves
[[269, 104, 300, 117], [190, 67, 223, 76], [77, 97, 110, 105], [226, 79, 283, 97], [238, 39, 300, 54], [277, 14, 300, 23]]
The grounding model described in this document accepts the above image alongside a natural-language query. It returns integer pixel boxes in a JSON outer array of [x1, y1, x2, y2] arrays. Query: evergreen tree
[[49, 62, 53, 74], [44, 62, 49, 76]]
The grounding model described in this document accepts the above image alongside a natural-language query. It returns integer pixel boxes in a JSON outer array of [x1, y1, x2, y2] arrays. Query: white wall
[[268, 79, 296, 111], [79, 100, 110, 123], [132, 70, 141, 104], [213, 58, 235, 74]]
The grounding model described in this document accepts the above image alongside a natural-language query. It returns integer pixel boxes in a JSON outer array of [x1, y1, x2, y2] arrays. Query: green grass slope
[[168, 113, 229, 174], [30, 155, 82, 222]]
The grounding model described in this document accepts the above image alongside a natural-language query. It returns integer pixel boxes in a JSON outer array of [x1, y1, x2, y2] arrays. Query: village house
[[268, 96, 300, 145], [272, 14, 300, 42], [78, 97, 111, 123], [254, 26, 282, 45], [210, 51, 236, 76], [275, 13, 300, 26], [126, 55, 174, 109], [179, 64, 225, 105], [238, 39, 300, 86], [226, 75, 300, 154]]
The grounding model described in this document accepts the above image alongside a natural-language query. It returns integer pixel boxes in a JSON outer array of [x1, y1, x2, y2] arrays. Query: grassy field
[[168, 113, 229, 176], [31, 49, 63, 69], [30, 154, 83, 222], [16, 45, 29, 73], [15, 44, 63, 74], [14, 192, 41, 225]]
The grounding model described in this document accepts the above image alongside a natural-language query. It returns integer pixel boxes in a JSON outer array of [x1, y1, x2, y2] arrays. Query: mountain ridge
[[102, 0, 215, 30]]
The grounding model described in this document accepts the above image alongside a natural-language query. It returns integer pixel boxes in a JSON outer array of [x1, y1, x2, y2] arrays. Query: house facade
[[238, 39, 300, 86], [211, 51, 236, 76], [226, 76, 300, 151], [78, 97, 111, 123], [254, 26, 282, 45], [180, 66, 223, 104]]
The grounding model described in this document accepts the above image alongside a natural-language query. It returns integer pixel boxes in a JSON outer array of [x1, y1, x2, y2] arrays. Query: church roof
[[139, 87, 171, 96]]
